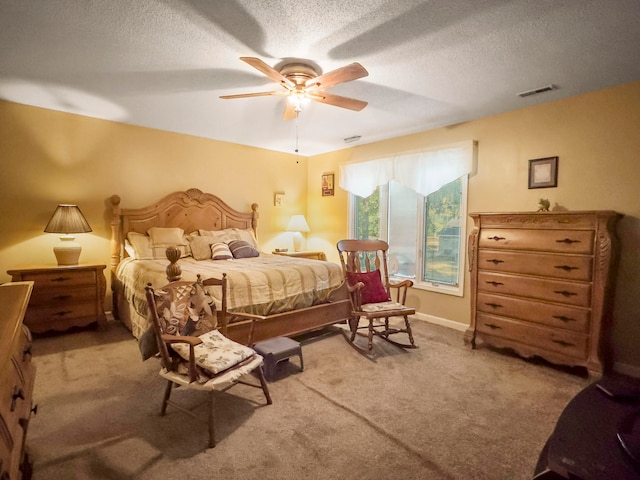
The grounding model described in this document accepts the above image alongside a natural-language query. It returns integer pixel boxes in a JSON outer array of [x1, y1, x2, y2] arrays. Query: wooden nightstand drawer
[[7, 265, 107, 333]]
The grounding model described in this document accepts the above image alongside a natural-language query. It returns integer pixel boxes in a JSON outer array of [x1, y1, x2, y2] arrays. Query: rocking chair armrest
[[345, 281, 365, 293], [388, 279, 413, 305]]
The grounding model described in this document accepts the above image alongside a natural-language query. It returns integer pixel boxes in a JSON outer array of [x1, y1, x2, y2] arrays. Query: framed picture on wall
[[322, 173, 334, 196], [528, 156, 558, 189]]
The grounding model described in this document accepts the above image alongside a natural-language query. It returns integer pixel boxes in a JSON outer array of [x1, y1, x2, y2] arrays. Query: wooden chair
[[337, 239, 417, 353], [144, 274, 272, 448]]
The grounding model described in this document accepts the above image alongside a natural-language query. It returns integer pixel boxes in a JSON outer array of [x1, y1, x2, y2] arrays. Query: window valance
[[339, 141, 475, 198]]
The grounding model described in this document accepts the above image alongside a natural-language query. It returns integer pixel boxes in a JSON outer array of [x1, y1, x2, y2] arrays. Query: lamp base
[[292, 232, 303, 252], [53, 235, 81, 266]]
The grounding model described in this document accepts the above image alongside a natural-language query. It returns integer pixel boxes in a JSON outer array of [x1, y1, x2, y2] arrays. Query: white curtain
[[339, 141, 475, 198]]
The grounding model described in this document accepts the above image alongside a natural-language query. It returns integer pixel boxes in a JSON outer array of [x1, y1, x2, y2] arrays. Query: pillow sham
[[147, 227, 191, 258], [187, 235, 217, 260], [227, 240, 260, 258], [198, 229, 233, 244], [211, 242, 233, 260], [346, 269, 389, 304], [199, 228, 259, 250], [127, 232, 154, 259]]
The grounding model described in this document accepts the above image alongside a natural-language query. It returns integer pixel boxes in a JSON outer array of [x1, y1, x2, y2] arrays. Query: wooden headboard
[[109, 188, 259, 273]]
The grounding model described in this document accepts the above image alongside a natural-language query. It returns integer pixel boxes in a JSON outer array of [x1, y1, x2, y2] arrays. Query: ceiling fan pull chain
[[295, 111, 300, 163]]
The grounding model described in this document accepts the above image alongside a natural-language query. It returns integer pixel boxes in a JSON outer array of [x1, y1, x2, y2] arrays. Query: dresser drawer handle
[[487, 236, 506, 241], [51, 276, 72, 282], [554, 265, 578, 272], [53, 310, 73, 317], [484, 302, 503, 309], [552, 315, 576, 323], [552, 339, 576, 347], [53, 294, 72, 301], [10, 386, 25, 412], [23, 343, 32, 361], [556, 238, 581, 244], [485, 281, 504, 287], [486, 259, 504, 265], [485, 323, 502, 330], [553, 290, 578, 297]]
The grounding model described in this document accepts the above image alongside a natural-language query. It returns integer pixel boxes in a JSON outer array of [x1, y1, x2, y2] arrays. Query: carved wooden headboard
[[109, 188, 259, 273]]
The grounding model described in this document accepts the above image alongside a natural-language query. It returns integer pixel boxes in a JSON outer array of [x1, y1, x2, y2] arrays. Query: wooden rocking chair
[[144, 274, 272, 448], [337, 239, 417, 354]]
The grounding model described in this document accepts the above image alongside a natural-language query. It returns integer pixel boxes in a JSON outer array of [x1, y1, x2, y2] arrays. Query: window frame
[[348, 174, 468, 297]]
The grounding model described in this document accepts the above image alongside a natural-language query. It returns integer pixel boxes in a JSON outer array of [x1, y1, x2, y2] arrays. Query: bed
[[109, 188, 351, 345]]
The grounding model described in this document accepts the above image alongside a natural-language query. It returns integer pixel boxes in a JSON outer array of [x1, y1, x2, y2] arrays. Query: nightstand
[[272, 251, 327, 261], [7, 264, 107, 333]]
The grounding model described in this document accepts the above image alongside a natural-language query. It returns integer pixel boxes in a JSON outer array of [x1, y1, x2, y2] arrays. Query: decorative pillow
[[229, 228, 260, 249], [211, 242, 233, 260], [187, 235, 216, 260], [198, 229, 233, 244], [127, 232, 154, 259], [171, 329, 256, 375], [346, 269, 389, 304], [227, 239, 260, 258], [124, 239, 137, 259], [147, 227, 191, 258], [139, 281, 217, 361]]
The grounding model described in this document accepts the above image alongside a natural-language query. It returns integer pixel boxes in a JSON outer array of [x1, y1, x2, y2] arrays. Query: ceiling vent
[[344, 135, 361, 143], [517, 84, 556, 98]]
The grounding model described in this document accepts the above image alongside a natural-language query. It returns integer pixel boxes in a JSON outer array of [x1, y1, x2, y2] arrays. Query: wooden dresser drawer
[[477, 292, 590, 332], [479, 228, 594, 254], [476, 314, 588, 359], [25, 269, 96, 289], [478, 250, 593, 281], [7, 265, 107, 333], [477, 271, 592, 307]]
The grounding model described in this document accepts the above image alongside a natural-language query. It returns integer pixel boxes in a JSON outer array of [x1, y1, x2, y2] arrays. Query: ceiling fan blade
[[309, 91, 368, 111], [305, 62, 368, 90], [240, 57, 295, 90], [220, 91, 284, 99]]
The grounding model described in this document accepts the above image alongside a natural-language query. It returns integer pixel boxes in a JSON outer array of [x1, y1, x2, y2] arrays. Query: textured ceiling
[[1, 0, 640, 156]]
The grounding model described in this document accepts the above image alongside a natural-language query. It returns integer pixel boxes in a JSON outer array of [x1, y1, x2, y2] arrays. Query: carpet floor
[[27, 318, 589, 479]]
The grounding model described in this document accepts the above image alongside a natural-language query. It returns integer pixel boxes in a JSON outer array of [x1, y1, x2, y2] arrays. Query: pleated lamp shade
[[44, 204, 92, 265], [286, 215, 310, 252]]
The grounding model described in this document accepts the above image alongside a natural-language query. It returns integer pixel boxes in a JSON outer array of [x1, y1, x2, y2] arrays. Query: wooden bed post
[[109, 195, 122, 275], [251, 203, 259, 240]]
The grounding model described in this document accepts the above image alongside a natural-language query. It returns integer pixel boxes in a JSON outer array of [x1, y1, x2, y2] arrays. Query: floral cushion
[[171, 329, 257, 375], [155, 281, 217, 336]]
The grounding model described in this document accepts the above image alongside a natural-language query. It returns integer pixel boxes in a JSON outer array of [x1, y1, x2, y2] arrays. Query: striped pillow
[[211, 242, 233, 260], [227, 240, 260, 258]]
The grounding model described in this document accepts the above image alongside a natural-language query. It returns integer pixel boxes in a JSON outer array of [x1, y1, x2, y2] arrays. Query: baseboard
[[413, 312, 468, 332], [613, 361, 640, 379]]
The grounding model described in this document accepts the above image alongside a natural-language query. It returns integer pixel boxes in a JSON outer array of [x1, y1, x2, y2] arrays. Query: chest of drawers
[[465, 211, 621, 377], [0, 282, 35, 480], [6, 265, 107, 333]]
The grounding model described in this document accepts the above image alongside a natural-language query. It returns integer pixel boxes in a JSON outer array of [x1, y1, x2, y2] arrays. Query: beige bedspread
[[116, 254, 345, 338]]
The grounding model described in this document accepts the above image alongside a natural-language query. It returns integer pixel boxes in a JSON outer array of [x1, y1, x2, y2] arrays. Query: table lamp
[[287, 214, 310, 252], [44, 204, 92, 265]]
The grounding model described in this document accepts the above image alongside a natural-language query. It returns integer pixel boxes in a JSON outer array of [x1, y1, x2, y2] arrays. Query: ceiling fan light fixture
[[288, 91, 309, 112]]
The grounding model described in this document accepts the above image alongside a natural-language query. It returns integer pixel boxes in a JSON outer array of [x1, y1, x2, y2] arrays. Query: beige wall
[[309, 80, 640, 372], [2, 81, 639, 371]]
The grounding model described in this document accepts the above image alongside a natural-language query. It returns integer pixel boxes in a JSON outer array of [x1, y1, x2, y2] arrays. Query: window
[[350, 176, 467, 296]]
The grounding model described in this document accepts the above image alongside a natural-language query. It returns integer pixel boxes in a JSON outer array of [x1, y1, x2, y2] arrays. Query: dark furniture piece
[[253, 336, 304, 381], [534, 377, 640, 479]]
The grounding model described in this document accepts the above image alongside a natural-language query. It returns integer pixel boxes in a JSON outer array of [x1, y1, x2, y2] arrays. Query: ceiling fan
[[220, 57, 369, 120]]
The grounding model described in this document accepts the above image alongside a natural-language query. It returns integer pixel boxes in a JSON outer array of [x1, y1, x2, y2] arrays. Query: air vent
[[517, 84, 556, 98], [344, 135, 361, 143]]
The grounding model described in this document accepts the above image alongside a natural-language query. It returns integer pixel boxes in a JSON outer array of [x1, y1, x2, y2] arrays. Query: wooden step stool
[[253, 336, 304, 381]]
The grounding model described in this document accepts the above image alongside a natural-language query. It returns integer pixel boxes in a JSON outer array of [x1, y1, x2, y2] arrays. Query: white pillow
[[147, 227, 191, 258], [126, 232, 153, 259], [187, 235, 216, 261], [198, 229, 233, 243], [230, 228, 259, 249]]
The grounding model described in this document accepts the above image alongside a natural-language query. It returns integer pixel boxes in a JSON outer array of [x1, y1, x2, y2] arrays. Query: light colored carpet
[[28, 318, 589, 479]]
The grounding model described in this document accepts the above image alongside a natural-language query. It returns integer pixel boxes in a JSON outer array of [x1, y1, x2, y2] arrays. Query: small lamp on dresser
[[44, 204, 92, 265], [287, 214, 310, 252]]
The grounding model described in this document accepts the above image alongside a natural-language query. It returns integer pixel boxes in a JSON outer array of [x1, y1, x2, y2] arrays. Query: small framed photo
[[274, 192, 284, 207], [322, 173, 334, 196], [528, 156, 558, 189]]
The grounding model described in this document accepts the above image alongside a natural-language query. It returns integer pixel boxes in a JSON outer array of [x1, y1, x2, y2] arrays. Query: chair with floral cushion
[[144, 274, 272, 448], [336, 239, 417, 354]]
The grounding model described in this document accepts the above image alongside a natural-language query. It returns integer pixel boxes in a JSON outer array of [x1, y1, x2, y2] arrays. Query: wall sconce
[[44, 204, 92, 265], [286, 214, 310, 252]]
